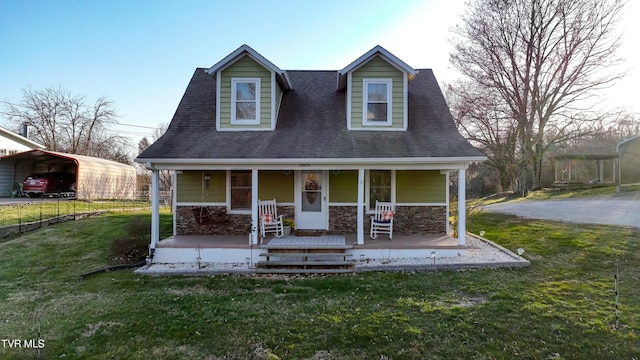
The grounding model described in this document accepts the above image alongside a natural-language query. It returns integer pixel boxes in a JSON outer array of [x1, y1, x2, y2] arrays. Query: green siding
[[176, 171, 226, 203], [329, 170, 358, 203], [258, 171, 294, 202], [219, 55, 272, 129], [351, 56, 405, 129], [396, 170, 446, 203]]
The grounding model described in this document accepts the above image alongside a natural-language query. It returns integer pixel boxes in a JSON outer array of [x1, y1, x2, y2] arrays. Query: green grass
[[1, 211, 639, 359], [0, 200, 152, 226], [472, 184, 640, 206]]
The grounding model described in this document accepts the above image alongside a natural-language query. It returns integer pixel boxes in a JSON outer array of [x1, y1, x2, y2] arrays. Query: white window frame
[[363, 78, 393, 126], [231, 78, 261, 125]]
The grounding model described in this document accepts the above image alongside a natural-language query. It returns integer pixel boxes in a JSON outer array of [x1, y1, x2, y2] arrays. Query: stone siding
[[176, 205, 446, 236], [327, 205, 446, 235], [393, 206, 447, 234], [328, 206, 358, 234], [176, 205, 294, 236]]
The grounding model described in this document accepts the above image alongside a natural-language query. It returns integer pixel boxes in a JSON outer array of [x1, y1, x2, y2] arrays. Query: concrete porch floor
[[155, 233, 464, 249]]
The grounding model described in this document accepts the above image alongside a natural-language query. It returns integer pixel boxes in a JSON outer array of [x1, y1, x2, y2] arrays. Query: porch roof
[[136, 69, 484, 164]]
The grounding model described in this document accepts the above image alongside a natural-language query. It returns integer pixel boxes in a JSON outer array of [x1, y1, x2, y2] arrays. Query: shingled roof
[[137, 68, 483, 161]]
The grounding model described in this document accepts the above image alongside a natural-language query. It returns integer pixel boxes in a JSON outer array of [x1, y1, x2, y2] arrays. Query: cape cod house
[[136, 45, 486, 268]]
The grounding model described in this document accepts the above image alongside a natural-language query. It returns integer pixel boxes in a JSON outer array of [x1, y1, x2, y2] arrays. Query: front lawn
[[0, 211, 638, 359]]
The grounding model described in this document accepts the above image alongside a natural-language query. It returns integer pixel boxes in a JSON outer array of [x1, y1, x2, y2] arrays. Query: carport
[[0, 149, 137, 200], [552, 154, 618, 189]]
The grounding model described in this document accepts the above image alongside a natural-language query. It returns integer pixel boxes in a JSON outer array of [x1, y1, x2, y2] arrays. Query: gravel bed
[[135, 234, 529, 276]]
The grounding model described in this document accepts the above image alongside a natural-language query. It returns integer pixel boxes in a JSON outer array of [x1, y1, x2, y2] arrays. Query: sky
[[1, 0, 638, 152]]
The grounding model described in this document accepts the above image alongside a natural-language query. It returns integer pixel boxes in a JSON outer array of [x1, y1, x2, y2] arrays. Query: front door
[[295, 171, 328, 230]]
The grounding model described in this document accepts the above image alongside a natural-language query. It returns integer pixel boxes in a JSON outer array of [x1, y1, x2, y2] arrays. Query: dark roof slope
[[138, 68, 483, 160]]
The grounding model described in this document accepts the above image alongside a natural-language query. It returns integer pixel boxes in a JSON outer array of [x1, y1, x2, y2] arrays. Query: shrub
[[111, 216, 150, 263]]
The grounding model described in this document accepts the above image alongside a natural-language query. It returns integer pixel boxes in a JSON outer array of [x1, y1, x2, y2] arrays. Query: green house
[[136, 45, 485, 264]]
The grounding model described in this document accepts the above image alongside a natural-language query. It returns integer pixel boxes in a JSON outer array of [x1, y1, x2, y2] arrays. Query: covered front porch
[[146, 163, 472, 264]]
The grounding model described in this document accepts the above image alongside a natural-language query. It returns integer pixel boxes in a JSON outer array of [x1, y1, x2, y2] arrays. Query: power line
[[113, 121, 159, 130]]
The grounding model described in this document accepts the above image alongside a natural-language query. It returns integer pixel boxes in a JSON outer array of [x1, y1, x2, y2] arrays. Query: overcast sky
[[1, 0, 637, 148]]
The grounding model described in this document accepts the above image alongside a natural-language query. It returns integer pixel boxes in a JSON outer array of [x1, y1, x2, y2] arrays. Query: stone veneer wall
[[327, 206, 358, 234], [176, 205, 294, 236], [176, 205, 445, 236], [327, 205, 447, 235], [393, 206, 447, 234]]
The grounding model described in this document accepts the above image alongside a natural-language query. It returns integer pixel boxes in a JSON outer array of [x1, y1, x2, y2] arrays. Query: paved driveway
[[483, 192, 640, 228]]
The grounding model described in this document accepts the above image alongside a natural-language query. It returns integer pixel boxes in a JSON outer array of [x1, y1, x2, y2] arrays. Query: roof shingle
[[137, 68, 483, 160]]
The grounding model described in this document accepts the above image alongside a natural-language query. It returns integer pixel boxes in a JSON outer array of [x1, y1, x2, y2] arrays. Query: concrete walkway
[[483, 191, 640, 228]]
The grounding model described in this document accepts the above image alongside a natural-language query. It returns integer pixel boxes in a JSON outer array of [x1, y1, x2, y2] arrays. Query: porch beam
[[251, 169, 259, 245], [357, 168, 365, 245], [457, 169, 466, 246]]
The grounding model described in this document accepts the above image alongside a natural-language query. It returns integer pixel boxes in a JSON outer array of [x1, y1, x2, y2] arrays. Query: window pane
[[369, 187, 391, 207], [367, 83, 387, 101], [231, 189, 251, 209], [369, 170, 391, 209], [236, 82, 256, 101], [367, 103, 388, 122], [231, 171, 251, 209], [236, 102, 256, 120], [302, 173, 321, 212]]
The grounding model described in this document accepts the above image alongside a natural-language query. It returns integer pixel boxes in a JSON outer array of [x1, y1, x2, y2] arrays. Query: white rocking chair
[[370, 201, 394, 240], [258, 199, 284, 241]]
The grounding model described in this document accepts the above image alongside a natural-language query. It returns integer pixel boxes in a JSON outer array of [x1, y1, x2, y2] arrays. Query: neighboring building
[[136, 45, 486, 264], [0, 126, 44, 156], [0, 126, 45, 195], [0, 149, 137, 200], [617, 135, 640, 186]]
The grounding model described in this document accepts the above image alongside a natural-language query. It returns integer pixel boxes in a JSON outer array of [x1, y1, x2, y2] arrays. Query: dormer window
[[231, 78, 261, 124], [363, 79, 392, 126]]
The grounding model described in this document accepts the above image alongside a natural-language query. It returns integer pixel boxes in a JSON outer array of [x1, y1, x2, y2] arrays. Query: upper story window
[[363, 79, 392, 126], [231, 78, 261, 124]]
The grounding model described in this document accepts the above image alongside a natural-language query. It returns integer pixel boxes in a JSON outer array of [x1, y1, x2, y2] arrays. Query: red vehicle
[[22, 172, 76, 198]]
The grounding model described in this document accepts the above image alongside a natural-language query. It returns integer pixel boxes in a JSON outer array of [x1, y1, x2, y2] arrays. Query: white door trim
[[295, 170, 328, 230]]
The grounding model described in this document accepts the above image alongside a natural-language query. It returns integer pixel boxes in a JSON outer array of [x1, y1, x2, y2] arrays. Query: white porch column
[[251, 169, 259, 245], [150, 166, 160, 253], [357, 168, 365, 245], [445, 171, 451, 235], [457, 169, 466, 246]]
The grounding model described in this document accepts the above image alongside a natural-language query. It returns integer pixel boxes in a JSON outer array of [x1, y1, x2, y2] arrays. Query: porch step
[[255, 268, 355, 274], [259, 252, 352, 261], [260, 245, 353, 250], [258, 244, 355, 274], [256, 260, 356, 274]]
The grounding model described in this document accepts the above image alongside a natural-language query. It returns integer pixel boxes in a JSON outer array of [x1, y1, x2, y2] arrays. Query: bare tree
[[1, 86, 130, 163], [137, 123, 172, 204], [448, 81, 520, 191], [450, 0, 626, 195]]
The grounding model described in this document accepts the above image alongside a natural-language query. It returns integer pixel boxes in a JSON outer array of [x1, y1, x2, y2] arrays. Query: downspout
[[146, 162, 160, 263]]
